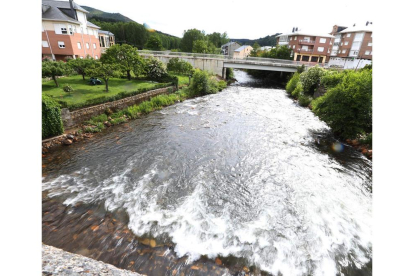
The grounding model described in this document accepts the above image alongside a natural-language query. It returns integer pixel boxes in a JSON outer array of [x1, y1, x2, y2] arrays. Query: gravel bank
[[42, 244, 145, 276]]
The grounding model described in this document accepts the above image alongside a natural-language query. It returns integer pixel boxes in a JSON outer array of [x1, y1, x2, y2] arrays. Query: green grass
[[42, 75, 168, 107], [174, 75, 190, 86]]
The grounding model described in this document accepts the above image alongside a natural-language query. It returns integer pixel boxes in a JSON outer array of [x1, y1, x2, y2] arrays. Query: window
[[341, 42, 343, 46], [86, 43, 89, 49], [368, 42, 372, 46], [95, 55, 98, 59], [68, 25, 74, 35], [293, 45, 296, 49], [365, 51, 370, 55], [289, 37, 292, 41], [61, 27, 67, 34], [80, 56, 84, 59], [345, 41, 349, 45], [346, 33, 351, 37], [42, 41, 48, 47], [304, 36, 310, 42], [93, 43, 96, 49], [294, 36, 297, 40], [319, 38, 326, 43], [342, 49, 346, 53], [354, 32, 364, 41], [317, 47, 324, 52], [58, 41, 65, 48], [77, 42, 81, 49]]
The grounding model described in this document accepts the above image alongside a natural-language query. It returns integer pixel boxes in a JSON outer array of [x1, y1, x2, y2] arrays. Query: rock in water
[[63, 139, 72, 145]]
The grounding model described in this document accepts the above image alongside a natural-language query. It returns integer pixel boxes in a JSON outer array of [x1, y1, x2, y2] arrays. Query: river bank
[[42, 70, 372, 276]]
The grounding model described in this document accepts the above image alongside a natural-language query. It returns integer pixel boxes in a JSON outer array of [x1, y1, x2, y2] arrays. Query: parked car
[[89, 77, 102, 85]]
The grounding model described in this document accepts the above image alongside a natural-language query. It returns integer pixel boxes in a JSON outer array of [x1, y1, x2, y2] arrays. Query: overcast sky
[[78, 0, 373, 39]]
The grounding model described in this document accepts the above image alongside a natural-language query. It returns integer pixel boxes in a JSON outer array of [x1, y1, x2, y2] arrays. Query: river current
[[42, 70, 372, 276]]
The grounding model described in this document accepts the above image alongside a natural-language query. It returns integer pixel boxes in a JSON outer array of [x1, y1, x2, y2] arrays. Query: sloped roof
[[87, 21, 101, 29], [98, 30, 114, 36], [42, 0, 89, 13], [42, 4, 81, 24], [276, 32, 334, 38], [234, 45, 252, 52], [338, 23, 373, 33], [221, 41, 240, 48]]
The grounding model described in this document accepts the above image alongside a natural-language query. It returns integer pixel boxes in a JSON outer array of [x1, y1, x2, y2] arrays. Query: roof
[[98, 30, 114, 36], [338, 23, 373, 34], [234, 45, 252, 52], [221, 41, 240, 48], [42, 0, 89, 13], [276, 31, 334, 38], [87, 21, 101, 29], [42, 4, 81, 24]]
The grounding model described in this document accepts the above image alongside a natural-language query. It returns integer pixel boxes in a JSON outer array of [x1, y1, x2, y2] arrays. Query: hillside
[[231, 33, 282, 47], [81, 6, 134, 23]]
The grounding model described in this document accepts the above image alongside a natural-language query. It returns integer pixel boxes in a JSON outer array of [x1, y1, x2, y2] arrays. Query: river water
[[42, 70, 372, 276]]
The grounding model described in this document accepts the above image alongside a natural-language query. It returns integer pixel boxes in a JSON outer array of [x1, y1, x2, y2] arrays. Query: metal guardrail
[[138, 50, 329, 68]]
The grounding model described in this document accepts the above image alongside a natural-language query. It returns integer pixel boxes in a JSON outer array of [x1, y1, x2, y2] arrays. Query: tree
[[180, 29, 205, 52], [192, 40, 209, 53], [146, 35, 163, 50], [67, 57, 96, 80], [42, 60, 70, 87], [144, 56, 168, 80], [250, 42, 261, 57], [262, 45, 293, 60], [167, 57, 193, 75], [100, 44, 145, 80], [86, 62, 120, 92]]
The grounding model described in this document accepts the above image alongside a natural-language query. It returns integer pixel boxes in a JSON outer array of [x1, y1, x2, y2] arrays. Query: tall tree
[[42, 60, 70, 87], [100, 44, 145, 80], [146, 35, 163, 50], [86, 62, 120, 92], [67, 57, 96, 80], [180, 29, 205, 52]]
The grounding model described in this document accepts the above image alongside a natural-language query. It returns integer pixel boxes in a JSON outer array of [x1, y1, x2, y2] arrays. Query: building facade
[[98, 30, 115, 53], [276, 31, 334, 63], [42, 0, 102, 61], [233, 45, 253, 59], [328, 23, 372, 69], [221, 42, 241, 57]]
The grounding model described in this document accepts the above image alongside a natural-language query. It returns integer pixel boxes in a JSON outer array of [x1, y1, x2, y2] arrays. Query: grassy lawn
[[42, 75, 168, 106], [175, 75, 190, 86]]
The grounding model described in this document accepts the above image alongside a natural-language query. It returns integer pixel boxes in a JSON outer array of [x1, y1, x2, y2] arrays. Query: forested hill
[[231, 33, 282, 47], [81, 6, 134, 23], [81, 6, 181, 50]]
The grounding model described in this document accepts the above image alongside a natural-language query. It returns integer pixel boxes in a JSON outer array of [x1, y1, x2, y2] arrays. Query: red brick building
[[42, 0, 102, 61], [275, 29, 334, 64]]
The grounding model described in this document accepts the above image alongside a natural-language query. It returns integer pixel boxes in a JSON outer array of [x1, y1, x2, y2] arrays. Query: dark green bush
[[320, 70, 348, 89], [312, 69, 372, 139], [62, 84, 74, 93], [42, 95, 64, 139], [286, 72, 300, 95], [226, 68, 234, 79], [167, 58, 193, 75], [298, 94, 312, 107], [291, 82, 303, 99]]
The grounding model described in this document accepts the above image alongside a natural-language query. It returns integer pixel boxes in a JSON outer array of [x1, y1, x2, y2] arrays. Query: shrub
[[226, 68, 234, 79], [312, 69, 372, 139], [359, 132, 372, 147], [286, 72, 300, 95], [85, 114, 107, 124], [291, 82, 303, 98], [189, 69, 220, 96], [62, 84, 74, 93], [144, 56, 168, 80], [218, 80, 227, 91], [320, 70, 348, 89], [42, 95, 64, 139], [300, 66, 326, 95], [138, 101, 154, 114], [297, 64, 306, 74], [83, 122, 105, 133], [167, 58, 193, 75], [298, 94, 312, 107]]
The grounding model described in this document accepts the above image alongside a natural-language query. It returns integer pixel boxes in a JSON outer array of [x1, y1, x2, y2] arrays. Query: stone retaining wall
[[61, 86, 175, 128]]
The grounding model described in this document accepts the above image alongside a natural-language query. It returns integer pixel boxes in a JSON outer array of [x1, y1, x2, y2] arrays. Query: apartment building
[[328, 22, 372, 69], [233, 45, 253, 59], [221, 42, 241, 57], [98, 30, 115, 53], [275, 30, 334, 63], [42, 0, 102, 61]]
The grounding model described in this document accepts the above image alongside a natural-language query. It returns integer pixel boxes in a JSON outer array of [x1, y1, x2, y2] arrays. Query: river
[[42, 70, 372, 276]]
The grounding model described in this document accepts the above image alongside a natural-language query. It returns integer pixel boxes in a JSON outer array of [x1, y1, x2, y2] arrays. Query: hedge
[[42, 95, 64, 139]]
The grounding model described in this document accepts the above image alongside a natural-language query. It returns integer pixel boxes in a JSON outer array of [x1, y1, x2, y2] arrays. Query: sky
[[77, 0, 373, 39]]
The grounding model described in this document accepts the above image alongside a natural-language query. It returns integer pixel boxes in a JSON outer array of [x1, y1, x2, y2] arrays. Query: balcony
[[296, 48, 314, 53], [333, 42, 340, 46], [299, 40, 315, 45]]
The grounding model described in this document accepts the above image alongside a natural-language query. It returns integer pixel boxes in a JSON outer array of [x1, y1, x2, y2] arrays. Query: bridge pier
[[222, 67, 227, 80]]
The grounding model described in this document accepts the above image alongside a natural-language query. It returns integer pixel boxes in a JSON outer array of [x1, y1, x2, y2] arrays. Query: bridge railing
[[138, 50, 228, 59]]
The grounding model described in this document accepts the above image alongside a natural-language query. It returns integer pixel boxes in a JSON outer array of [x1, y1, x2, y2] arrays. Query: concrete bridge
[[138, 50, 326, 79]]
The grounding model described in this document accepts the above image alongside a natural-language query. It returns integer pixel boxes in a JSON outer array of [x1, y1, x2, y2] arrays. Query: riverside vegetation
[[285, 65, 372, 149], [42, 50, 227, 141]]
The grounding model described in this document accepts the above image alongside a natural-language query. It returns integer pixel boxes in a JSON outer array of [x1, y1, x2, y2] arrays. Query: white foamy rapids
[[43, 152, 371, 276]]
